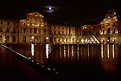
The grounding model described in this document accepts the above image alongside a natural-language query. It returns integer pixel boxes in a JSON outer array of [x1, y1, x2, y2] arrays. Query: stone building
[[0, 19, 19, 44], [19, 12, 49, 44], [49, 24, 77, 44], [0, 9, 121, 44], [99, 9, 121, 44]]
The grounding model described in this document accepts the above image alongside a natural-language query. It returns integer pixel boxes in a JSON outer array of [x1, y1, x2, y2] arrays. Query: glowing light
[[46, 37, 49, 40], [107, 44, 109, 59], [81, 39, 84, 43], [77, 44, 79, 60], [112, 44, 115, 59], [100, 32, 103, 35], [44, 6, 56, 13], [46, 44, 49, 58], [31, 36, 34, 39], [31, 44, 34, 56], [64, 45, 66, 58], [46, 44, 52, 58], [72, 45, 73, 57], [49, 7, 52, 10]]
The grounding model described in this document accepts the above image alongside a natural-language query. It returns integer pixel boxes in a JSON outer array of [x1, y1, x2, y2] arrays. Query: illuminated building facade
[[19, 12, 49, 44], [0, 9, 121, 44], [99, 9, 121, 44], [0, 19, 19, 44]]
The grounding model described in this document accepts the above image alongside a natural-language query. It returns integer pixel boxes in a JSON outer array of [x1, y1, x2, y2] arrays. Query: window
[[6, 28, 9, 32], [103, 30, 104, 34], [13, 29, 16, 33], [34, 28, 37, 33], [13, 36, 16, 42], [114, 29, 115, 33], [6, 36, 9, 42], [23, 36, 26, 42], [0, 35, 2, 41], [108, 28, 110, 34], [0, 28, 2, 32], [1, 21, 3, 24]]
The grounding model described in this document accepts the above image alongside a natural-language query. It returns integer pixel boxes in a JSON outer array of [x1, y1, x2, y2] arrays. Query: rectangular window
[[6, 36, 9, 42], [1, 21, 3, 24], [6, 28, 9, 32], [34, 28, 37, 33], [13, 29, 16, 33], [0, 35, 2, 41], [0, 28, 2, 32]]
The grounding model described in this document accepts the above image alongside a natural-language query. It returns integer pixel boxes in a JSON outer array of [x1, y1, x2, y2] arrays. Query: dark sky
[[0, 0, 121, 25]]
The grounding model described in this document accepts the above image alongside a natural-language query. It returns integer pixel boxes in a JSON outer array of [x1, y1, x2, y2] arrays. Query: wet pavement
[[0, 45, 49, 81]]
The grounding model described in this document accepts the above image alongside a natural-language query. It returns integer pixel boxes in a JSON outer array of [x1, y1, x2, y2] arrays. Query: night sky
[[0, 0, 121, 25]]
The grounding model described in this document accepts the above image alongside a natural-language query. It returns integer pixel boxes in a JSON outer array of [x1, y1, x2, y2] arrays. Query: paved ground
[[0, 46, 49, 81]]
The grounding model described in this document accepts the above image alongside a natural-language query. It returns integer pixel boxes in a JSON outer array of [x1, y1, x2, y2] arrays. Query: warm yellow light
[[81, 39, 84, 43], [46, 37, 49, 40], [100, 32, 103, 35], [41, 24, 44, 27], [31, 36, 34, 39], [32, 23, 39, 27]]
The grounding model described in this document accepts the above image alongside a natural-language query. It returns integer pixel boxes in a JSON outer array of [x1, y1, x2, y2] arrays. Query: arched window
[[13, 36, 16, 42], [114, 29, 115, 33], [108, 28, 110, 34], [23, 36, 26, 42]]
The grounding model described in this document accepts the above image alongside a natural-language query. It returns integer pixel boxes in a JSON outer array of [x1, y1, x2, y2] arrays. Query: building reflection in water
[[101, 44, 118, 76], [31, 44, 34, 56], [46, 44, 52, 59], [7, 43, 120, 79]]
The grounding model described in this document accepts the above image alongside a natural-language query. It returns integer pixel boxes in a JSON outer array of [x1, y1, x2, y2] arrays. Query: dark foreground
[[0, 45, 49, 81]]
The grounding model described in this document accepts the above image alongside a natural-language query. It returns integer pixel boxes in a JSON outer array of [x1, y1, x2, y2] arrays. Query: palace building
[[0, 9, 121, 44]]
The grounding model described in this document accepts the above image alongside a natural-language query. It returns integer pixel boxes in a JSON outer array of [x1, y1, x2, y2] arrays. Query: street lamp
[[31, 36, 34, 43]]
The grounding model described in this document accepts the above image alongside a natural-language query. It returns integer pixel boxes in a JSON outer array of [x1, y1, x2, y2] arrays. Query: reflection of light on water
[[77, 44, 79, 60], [101, 44, 104, 58], [31, 43, 34, 56], [107, 44, 109, 59], [68, 45, 69, 58], [46, 44, 52, 58], [72, 45, 73, 57], [112, 44, 115, 59], [88, 44, 89, 58], [64, 45, 66, 58]]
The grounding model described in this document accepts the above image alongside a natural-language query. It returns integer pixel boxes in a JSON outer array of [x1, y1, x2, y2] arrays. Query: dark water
[[0, 45, 49, 81], [6, 44, 121, 81]]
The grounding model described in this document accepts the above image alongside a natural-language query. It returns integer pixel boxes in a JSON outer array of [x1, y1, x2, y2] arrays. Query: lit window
[[108, 17, 110, 21], [0, 28, 2, 32]]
